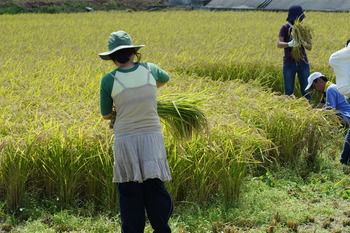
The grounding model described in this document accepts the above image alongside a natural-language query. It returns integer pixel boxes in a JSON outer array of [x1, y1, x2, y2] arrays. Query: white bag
[[329, 45, 350, 98]]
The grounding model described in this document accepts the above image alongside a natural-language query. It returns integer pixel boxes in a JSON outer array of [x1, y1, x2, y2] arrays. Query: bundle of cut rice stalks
[[109, 92, 208, 140], [291, 18, 313, 62], [157, 92, 208, 139]]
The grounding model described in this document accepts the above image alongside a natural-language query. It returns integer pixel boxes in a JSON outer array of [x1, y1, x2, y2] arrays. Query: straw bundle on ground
[[291, 19, 313, 62]]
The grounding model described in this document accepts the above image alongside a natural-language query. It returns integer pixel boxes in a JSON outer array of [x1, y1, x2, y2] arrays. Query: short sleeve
[[100, 73, 114, 116], [148, 63, 170, 83], [278, 24, 289, 42]]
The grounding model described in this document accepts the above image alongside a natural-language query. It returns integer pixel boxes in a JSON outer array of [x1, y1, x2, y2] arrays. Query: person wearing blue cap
[[277, 5, 312, 101], [305, 72, 350, 166], [99, 31, 173, 233]]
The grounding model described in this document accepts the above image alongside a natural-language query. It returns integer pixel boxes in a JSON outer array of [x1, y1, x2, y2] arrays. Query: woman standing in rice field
[[99, 30, 172, 233], [277, 5, 312, 101]]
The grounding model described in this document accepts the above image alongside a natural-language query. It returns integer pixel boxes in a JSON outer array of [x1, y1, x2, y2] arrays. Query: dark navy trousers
[[283, 62, 311, 101], [117, 178, 173, 233], [341, 128, 350, 165]]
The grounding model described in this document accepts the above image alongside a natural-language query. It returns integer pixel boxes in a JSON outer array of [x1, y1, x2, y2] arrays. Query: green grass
[[1, 165, 349, 232]]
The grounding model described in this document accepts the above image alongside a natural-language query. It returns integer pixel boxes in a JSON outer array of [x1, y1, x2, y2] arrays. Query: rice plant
[[0, 143, 34, 211]]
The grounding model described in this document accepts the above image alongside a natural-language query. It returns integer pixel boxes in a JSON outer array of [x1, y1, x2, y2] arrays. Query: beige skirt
[[112, 132, 172, 183]]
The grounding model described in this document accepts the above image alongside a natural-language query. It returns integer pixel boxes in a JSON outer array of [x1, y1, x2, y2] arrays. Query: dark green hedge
[[0, 0, 169, 14]]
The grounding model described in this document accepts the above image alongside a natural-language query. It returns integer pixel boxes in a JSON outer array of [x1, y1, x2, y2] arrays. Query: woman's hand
[[103, 113, 113, 120], [157, 81, 166, 88]]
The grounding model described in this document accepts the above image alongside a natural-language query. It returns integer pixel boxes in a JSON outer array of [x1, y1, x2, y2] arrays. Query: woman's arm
[[100, 74, 114, 119], [277, 36, 290, 48], [277, 36, 312, 51], [148, 63, 170, 88]]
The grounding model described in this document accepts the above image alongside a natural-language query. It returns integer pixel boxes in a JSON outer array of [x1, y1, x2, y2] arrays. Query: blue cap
[[286, 5, 305, 22]]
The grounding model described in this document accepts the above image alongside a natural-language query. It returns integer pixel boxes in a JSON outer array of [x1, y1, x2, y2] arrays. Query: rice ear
[[291, 18, 313, 62]]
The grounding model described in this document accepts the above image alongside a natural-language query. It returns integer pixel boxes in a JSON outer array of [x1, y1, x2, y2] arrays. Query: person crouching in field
[[305, 72, 350, 166], [99, 30, 173, 233]]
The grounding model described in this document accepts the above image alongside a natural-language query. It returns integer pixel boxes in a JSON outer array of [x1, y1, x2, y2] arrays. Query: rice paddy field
[[0, 10, 350, 232]]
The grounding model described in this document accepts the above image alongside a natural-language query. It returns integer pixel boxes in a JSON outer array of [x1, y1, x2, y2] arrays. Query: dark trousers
[[341, 128, 350, 165], [117, 178, 173, 233], [283, 62, 311, 101]]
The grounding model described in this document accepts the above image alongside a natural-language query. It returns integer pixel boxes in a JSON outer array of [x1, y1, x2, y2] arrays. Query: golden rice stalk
[[157, 92, 208, 139], [157, 100, 207, 139], [291, 18, 313, 62], [109, 93, 208, 139]]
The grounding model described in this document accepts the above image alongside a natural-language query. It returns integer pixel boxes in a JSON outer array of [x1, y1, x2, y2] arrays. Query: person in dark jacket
[[277, 5, 312, 101]]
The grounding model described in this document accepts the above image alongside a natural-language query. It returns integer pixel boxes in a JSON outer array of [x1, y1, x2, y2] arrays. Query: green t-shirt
[[100, 62, 169, 116]]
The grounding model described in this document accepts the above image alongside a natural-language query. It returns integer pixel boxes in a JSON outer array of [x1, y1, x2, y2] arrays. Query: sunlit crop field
[[0, 10, 349, 213]]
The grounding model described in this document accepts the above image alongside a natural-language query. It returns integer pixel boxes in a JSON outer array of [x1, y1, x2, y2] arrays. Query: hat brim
[[305, 83, 314, 92], [99, 45, 145, 60], [305, 73, 324, 92], [286, 14, 305, 22]]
